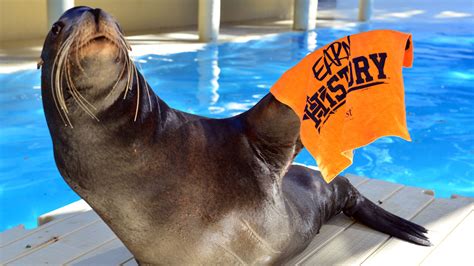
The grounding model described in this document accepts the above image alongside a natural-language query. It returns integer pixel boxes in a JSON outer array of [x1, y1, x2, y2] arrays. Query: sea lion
[[40, 6, 430, 265]]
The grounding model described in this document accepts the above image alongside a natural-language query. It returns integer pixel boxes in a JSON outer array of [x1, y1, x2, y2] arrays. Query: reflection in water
[[197, 45, 220, 107], [303, 31, 318, 52], [285, 30, 318, 63], [356, 23, 372, 33]]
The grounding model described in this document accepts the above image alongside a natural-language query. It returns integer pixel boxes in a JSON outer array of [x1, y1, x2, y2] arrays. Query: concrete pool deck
[[1, 174, 473, 265]]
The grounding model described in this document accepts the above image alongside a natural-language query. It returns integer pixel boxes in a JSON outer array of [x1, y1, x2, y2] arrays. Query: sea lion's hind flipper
[[343, 196, 431, 246]]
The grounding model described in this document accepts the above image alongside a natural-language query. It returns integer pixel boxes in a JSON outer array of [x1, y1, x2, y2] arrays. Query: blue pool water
[[1, 20, 473, 231]]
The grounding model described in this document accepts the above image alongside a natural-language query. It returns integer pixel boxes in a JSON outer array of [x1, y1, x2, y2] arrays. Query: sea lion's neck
[[43, 68, 179, 153], [42, 69, 184, 194]]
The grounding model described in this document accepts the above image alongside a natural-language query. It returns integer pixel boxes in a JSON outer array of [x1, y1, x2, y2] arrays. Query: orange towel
[[270, 30, 413, 182]]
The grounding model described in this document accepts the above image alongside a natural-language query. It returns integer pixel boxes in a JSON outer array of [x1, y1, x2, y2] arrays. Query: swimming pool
[[1, 19, 473, 231]]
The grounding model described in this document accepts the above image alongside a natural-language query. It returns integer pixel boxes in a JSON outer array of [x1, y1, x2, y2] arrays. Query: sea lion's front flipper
[[343, 191, 431, 246]]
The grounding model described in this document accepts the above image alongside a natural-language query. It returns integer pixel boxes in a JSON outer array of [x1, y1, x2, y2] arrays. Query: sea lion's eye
[[51, 23, 63, 36]]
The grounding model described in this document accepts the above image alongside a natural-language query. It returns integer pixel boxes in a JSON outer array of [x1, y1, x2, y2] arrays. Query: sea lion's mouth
[[75, 33, 119, 51], [92, 35, 108, 42]]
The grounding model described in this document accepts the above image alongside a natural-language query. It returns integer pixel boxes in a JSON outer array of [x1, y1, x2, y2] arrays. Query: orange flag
[[270, 30, 413, 182]]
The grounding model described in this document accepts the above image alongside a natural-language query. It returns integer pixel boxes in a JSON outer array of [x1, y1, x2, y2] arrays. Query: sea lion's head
[[40, 6, 135, 126]]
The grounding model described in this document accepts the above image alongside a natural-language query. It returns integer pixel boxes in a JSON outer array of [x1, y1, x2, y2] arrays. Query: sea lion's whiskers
[[117, 33, 132, 51], [122, 58, 130, 99], [50, 59, 67, 126], [57, 26, 85, 125], [123, 56, 134, 99], [118, 39, 133, 97], [65, 60, 99, 121], [133, 63, 140, 121], [123, 37, 132, 51], [57, 58, 74, 126], [75, 45, 86, 75], [55, 37, 73, 112], [145, 76, 152, 111], [105, 49, 128, 100], [65, 74, 98, 120], [136, 61, 153, 111], [116, 32, 126, 46], [51, 33, 76, 127], [113, 34, 124, 49]]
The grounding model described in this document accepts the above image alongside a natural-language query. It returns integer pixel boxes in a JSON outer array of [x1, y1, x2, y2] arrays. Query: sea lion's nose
[[88, 8, 102, 25]]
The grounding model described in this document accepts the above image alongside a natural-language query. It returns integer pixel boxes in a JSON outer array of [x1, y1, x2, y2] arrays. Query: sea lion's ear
[[37, 58, 44, 70]]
